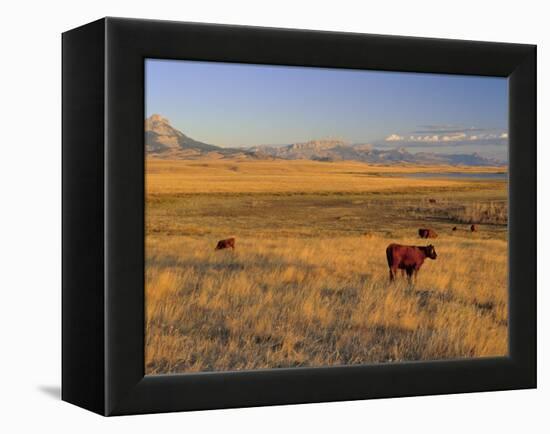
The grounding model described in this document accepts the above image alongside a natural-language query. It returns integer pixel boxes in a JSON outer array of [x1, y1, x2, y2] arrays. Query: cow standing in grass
[[215, 237, 236, 251], [418, 228, 438, 239], [386, 243, 437, 283], [471, 224, 478, 232]]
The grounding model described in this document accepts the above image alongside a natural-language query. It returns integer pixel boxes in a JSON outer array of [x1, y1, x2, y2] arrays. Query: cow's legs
[[406, 267, 414, 284], [412, 265, 422, 284], [389, 267, 395, 282]]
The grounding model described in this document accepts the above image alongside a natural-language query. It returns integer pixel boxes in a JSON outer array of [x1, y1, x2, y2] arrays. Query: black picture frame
[[62, 17, 536, 416]]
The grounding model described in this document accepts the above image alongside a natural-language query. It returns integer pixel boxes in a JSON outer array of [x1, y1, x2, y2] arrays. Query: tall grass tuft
[[450, 201, 508, 225]]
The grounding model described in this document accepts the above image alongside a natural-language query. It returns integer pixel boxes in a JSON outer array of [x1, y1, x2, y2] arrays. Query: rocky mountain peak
[[148, 113, 169, 123], [289, 139, 347, 151], [145, 115, 244, 157], [145, 114, 178, 137]]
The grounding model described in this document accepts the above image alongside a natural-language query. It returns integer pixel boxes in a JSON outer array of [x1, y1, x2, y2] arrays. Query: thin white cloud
[[384, 130, 507, 145], [385, 134, 404, 141], [379, 126, 508, 152], [413, 125, 487, 135]]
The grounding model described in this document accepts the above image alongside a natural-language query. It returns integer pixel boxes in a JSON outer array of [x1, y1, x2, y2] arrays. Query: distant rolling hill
[[145, 115, 503, 166]]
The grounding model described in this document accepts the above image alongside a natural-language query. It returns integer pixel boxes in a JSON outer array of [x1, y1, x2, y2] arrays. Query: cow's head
[[425, 244, 437, 259]]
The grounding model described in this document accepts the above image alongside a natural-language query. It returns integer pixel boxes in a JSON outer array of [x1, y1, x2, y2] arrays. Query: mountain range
[[145, 115, 504, 166]]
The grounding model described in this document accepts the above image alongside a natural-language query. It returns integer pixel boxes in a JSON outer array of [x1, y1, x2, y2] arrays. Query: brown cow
[[470, 224, 478, 232], [418, 228, 438, 239], [215, 237, 235, 251], [452, 226, 457, 231], [428, 198, 437, 204], [386, 243, 437, 283]]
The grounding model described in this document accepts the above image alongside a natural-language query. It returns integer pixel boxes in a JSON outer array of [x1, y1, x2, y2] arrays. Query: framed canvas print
[[62, 17, 536, 416]]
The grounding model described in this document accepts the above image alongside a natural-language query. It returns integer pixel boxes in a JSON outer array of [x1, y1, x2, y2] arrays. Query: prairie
[[145, 158, 508, 374]]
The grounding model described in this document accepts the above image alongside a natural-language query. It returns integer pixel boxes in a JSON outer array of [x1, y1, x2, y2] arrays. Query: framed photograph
[[62, 17, 536, 416]]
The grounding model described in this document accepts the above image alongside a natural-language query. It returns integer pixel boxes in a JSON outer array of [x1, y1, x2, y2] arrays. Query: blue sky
[[145, 59, 508, 159]]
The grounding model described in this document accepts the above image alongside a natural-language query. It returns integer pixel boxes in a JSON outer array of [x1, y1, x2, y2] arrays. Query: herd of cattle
[[214, 223, 479, 284], [418, 224, 477, 239]]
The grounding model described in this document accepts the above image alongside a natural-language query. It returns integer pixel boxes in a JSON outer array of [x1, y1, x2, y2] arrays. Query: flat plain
[[145, 159, 508, 374]]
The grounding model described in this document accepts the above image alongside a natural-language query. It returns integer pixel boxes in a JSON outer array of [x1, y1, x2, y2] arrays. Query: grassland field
[[145, 158, 508, 374]]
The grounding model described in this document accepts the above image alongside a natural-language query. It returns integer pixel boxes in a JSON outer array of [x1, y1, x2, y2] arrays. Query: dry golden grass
[[145, 158, 508, 374], [451, 202, 508, 225], [146, 159, 506, 195]]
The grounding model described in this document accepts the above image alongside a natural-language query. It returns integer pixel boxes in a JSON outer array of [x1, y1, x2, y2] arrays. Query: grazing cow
[[428, 198, 437, 204], [386, 243, 437, 283], [418, 228, 438, 239], [215, 237, 235, 251], [452, 226, 457, 231], [470, 224, 478, 232]]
